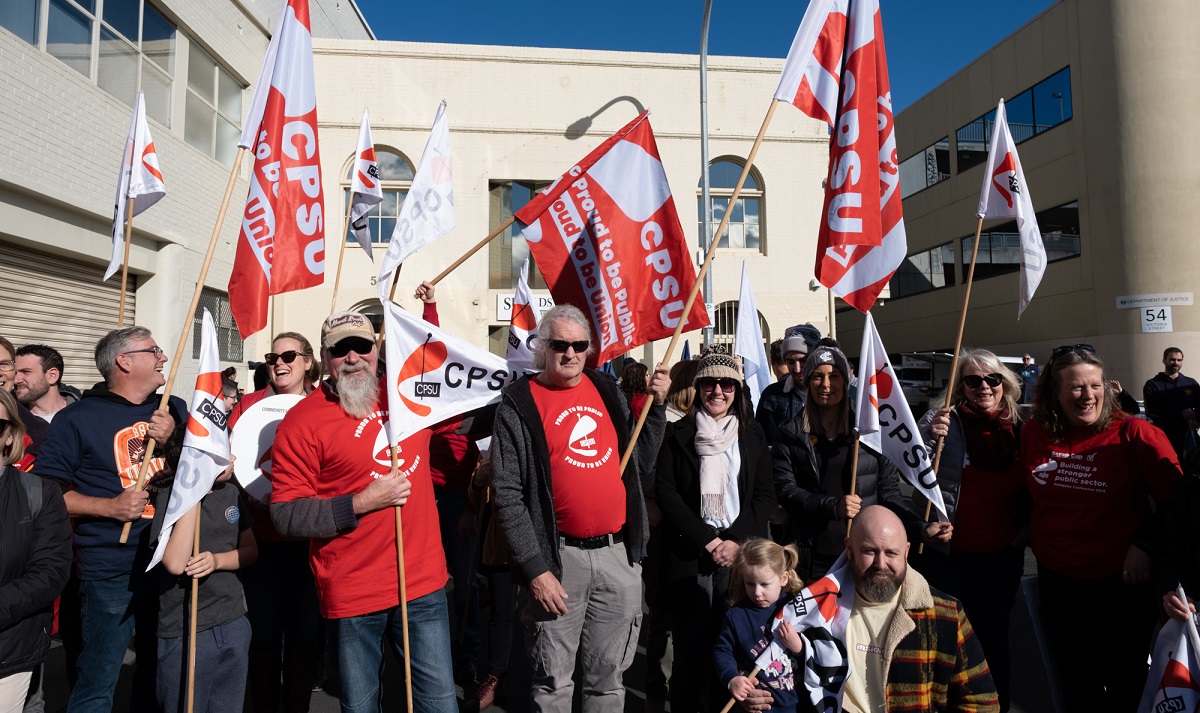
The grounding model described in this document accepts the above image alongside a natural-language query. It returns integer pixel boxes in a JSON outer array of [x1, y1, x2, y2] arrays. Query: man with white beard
[[269, 311, 457, 713]]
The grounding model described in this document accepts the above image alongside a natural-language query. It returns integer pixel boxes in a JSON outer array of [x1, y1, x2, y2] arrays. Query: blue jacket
[[754, 379, 805, 446], [714, 597, 802, 712]]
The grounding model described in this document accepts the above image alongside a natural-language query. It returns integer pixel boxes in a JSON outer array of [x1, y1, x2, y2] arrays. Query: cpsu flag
[[515, 111, 709, 366], [855, 311, 947, 519], [506, 258, 540, 371], [756, 552, 854, 712], [775, 0, 905, 313], [978, 99, 1046, 317], [381, 299, 519, 448], [1139, 585, 1200, 713], [349, 108, 384, 260], [229, 0, 324, 339], [106, 91, 166, 281], [147, 309, 230, 570]]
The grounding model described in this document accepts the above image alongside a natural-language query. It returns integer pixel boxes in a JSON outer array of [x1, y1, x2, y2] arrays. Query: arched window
[[711, 301, 770, 354], [341, 147, 415, 245], [698, 159, 765, 252]]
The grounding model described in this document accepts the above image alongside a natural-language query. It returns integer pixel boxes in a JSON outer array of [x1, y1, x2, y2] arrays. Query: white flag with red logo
[[755, 552, 855, 710], [977, 99, 1046, 317], [106, 91, 166, 281], [147, 309, 230, 571], [855, 311, 947, 518], [775, 0, 905, 313], [381, 299, 517, 448], [376, 101, 454, 303], [734, 261, 772, 410], [229, 0, 324, 339], [348, 108, 384, 260], [515, 111, 709, 366], [1139, 585, 1200, 713], [506, 258, 540, 371]]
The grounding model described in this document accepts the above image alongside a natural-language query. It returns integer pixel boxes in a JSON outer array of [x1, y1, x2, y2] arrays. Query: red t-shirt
[[271, 383, 448, 618], [951, 460, 1024, 553], [1021, 415, 1180, 578], [530, 378, 625, 538]]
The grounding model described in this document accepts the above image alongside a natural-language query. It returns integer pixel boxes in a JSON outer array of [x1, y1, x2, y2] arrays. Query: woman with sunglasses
[[654, 348, 776, 711], [1023, 344, 1181, 711], [915, 349, 1026, 712], [228, 332, 321, 428]]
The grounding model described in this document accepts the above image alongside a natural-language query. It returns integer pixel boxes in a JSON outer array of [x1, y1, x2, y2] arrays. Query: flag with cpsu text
[[506, 258, 540, 371], [147, 309, 230, 570], [515, 111, 709, 366], [977, 99, 1046, 317], [1139, 585, 1200, 713], [348, 108, 384, 260], [229, 0, 324, 339], [106, 91, 166, 281], [856, 311, 947, 519], [775, 0, 906, 313]]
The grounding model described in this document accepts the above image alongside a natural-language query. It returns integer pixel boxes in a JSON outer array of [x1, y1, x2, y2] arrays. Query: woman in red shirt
[[1022, 345, 1180, 712]]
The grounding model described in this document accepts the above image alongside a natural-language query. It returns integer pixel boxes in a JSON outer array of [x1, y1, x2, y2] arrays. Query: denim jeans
[[68, 572, 158, 713], [326, 591, 456, 713], [156, 616, 251, 713]]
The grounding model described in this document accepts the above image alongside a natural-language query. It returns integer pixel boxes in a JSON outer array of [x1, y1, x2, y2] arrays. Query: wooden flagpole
[[390, 446, 414, 713], [618, 100, 779, 475], [118, 197, 135, 328], [919, 215, 985, 553], [186, 511, 201, 713], [846, 430, 860, 536], [329, 197, 357, 314], [428, 217, 515, 287], [719, 667, 760, 713], [120, 147, 246, 544]]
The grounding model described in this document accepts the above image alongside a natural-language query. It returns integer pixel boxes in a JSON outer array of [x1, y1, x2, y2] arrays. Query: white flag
[[381, 299, 516, 448], [147, 309, 230, 570], [1139, 585, 1200, 713], [734, 261, 772, 410], [856, 311, 947, 519], [347, 108, 384, 260], [106, 92, 166, 281], [376, 101, 454, 302], [977, 99, 1046, 317], [505, 259, 540, 371]]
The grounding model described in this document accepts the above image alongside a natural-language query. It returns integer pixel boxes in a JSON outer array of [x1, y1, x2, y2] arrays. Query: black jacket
[[0, 467, 72, 678], [754, 379, 805, 446], [654, 418, 776, 583]]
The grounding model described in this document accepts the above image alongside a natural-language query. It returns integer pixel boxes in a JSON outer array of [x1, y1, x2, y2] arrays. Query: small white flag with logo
[[348, 108, 384, 260], [735, 261, 772, 410], [377, 101, 454, 302], [147, 309, 230, 570], [977, 99, 1046, 317], [856, 311, 947, 519], [1139, 585, 1200, 713], [506, 259, 540, 371], [107, 91, 166, 281]]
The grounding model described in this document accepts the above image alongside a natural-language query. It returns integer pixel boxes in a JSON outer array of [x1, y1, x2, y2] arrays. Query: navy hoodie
[[714, 596, 803, 713]]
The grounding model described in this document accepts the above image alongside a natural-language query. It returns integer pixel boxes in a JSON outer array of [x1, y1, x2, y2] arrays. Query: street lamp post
[[700, 0, 714, 348]]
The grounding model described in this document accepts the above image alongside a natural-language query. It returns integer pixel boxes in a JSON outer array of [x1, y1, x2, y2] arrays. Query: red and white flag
[[348, 108, 384, 260], [229, 0, 324, 339], [978, 99, 1046, 317], [376, 101, 454, 303], [1139, 585, 1200, 713], [515, 111, 709, 366], [506, 258, 540, 371], [775, 0, 906, 312], [106, 91, 166, 281], [855, 311, 947, 518], [146, 309, 230, 570]]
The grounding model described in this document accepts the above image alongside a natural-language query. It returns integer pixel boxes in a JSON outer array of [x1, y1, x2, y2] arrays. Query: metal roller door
[[0, 240, 136, 390]]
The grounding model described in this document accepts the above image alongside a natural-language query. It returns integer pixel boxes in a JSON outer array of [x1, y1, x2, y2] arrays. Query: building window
[[961, 200, 1080, 280], [697, 159, 765, 252], [899, 137, 950, 198], [193, 288, 242, 362], [185, 42, 242, 166], [710, 301, 770, 354], [890, 241, 956, 299], [342, 148, 414, 246], [488, 181, 552, 290], [0, 2, 40, 44], [957, 67, 1073, 173]]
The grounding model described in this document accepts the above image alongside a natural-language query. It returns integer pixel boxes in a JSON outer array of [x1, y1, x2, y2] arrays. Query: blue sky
[[352, 0, 1057, 112]]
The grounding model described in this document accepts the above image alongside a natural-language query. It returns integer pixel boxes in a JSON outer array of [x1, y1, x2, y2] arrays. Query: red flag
[[775, 0, 906, 312], [228, 0, 324, 339], [514, 112, 709, 366]]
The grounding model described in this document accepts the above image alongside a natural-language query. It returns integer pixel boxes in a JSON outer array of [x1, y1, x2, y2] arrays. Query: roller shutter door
[[0, 240, 136, 390]]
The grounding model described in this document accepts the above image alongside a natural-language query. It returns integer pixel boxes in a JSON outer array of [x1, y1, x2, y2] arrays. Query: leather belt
[[562, 531, 624, 550]]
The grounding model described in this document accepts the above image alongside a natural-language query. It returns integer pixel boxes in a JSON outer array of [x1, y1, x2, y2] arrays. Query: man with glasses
[[491, 305, 669, 711], [269, 310, 457, 713], [755, 323, 821, 445], [33, 326, 184, 713], [1143, 347, 1200, 456]]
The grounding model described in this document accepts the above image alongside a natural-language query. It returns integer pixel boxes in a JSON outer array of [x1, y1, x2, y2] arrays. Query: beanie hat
[[801, 345, 850, 386], [781, 323, 822, 356], [693, 346, 743, 384]]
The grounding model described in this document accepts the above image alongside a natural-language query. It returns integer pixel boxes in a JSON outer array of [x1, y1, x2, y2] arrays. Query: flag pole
[[118, 197, 135, 328], [428, 216, 515, 287], [390, 446, 414, 713], [846, 430, 860, 536], [919, 215, 985, 553], [329, 198, 356, 314], [618, 99, 780, 475], [373, 264, 404, 350], [186, 510, 201, 713], [718, 667, 760, 713], [120, 147, 247, 544]]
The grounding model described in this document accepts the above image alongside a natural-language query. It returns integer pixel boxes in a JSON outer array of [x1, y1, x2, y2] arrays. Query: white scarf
[[695, 410, 740, 521]]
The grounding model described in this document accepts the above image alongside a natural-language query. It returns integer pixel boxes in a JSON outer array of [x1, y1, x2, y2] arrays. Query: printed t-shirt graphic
[[114, 420, 167, 518]]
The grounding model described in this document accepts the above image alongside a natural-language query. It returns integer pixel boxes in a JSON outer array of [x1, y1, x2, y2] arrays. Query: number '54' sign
[[1142, 307, 1173, 334]]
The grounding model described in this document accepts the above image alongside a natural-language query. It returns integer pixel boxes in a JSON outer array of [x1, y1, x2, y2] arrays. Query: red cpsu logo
[[187, 370, 225, 438], [868, 366, 894, 410], [511, 301, 537, 331], [356, 146, 379, 190], [396, 339, 448, 417], [990, 152, 1018, 209]]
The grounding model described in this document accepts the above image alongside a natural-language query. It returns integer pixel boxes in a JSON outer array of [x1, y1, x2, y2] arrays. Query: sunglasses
[[328, 338, 374, 358], [265, 350, 307, 366], [962, 373, 1003, 389], [698, 378, 738, 394], [547, 340, 590, 354], [1049, 343, 1096, 365], [0, 418, 9, 432]]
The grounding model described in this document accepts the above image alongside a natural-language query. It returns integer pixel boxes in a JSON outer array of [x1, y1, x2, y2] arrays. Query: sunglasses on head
[[265, 350, 307, 366], [698, 378, 738, 394], [328, 338, 374, 359], [962, 373, 1003, 389], [1049, 343, 1096, 365], [547, 339, 590, 354]]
